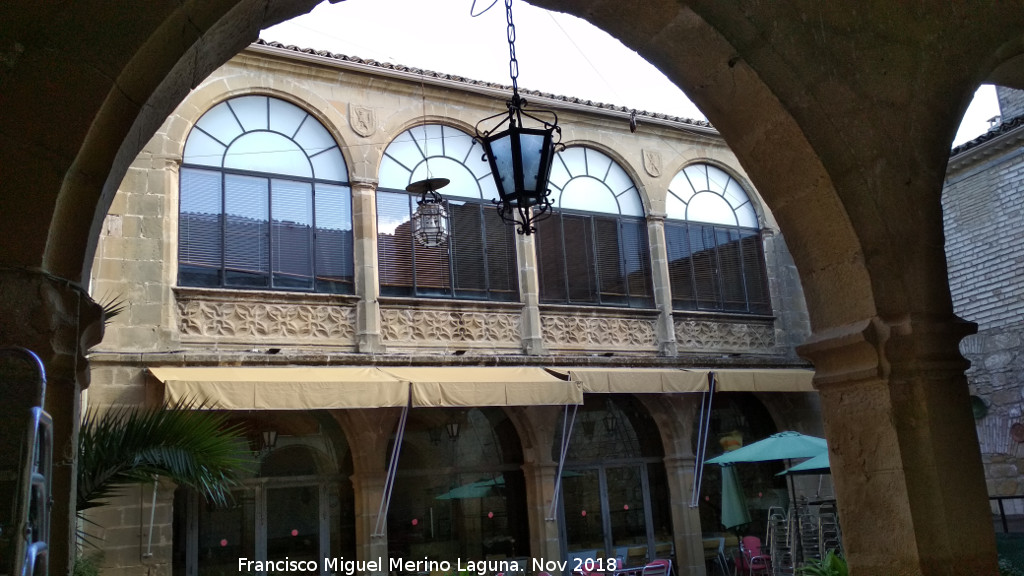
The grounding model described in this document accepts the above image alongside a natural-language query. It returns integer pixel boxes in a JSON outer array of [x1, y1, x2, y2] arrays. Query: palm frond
[[97, 292, 127, 327], [77, 399, 252, 514]]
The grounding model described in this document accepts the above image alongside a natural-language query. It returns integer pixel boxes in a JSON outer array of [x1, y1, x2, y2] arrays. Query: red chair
[[641, 559, 671, 576], [734, 535, 770, 576]]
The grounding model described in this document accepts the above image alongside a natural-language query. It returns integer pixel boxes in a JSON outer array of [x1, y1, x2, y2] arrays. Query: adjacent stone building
[[944, 86, 1024, 514], [84, 41, 822, 576]]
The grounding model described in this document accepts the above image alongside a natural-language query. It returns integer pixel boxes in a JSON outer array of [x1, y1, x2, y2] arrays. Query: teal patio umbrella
[[720, 465, 752, 528], [778, 451, 830, 476], [435, 476, 504, 500], [705, 431, 826, 465]]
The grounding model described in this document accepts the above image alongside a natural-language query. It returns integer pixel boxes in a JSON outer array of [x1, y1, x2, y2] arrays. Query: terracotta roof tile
[[254, 39, 713, 129]]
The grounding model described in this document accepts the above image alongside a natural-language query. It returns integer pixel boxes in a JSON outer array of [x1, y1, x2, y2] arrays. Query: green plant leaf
[[77, 398, 252, 517]]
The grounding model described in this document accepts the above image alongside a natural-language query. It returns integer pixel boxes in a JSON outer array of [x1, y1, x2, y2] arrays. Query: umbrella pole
[[787, 466, 802, 567]]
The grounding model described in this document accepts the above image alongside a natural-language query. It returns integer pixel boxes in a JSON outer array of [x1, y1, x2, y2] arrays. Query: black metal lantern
[[475, 0, 562, 235], [408, 177, 450, 247]]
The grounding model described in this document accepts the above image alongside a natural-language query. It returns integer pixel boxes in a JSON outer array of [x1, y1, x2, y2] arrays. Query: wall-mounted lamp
[[445, 419, 461, 441]]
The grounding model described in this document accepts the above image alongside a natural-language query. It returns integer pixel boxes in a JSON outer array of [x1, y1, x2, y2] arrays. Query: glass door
[[266, 484, 320, 572], [561, 465, 662, 570], [607, 465, 651, 566], [197, 488, 257, 576], [561, 469, 606, 566]]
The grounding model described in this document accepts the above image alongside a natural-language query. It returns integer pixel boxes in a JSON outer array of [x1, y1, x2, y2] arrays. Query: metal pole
[[691, 372, 716, 507], [373, 396, 410, 537], [547, 403, 578, 521]]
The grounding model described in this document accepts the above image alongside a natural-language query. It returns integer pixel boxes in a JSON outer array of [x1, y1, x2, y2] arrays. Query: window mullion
[[220, 172, 227, 288], [408, 194, 419, 294], [478, 204, 491, 297], [446, 201, 456, 297], [267, 178, 275, 289], [619, 218, 630, 304], [559, 212, 571, 304], [712, 225, 724, 310], [589, 215, 601, 305], [737, 227, 752, 312]]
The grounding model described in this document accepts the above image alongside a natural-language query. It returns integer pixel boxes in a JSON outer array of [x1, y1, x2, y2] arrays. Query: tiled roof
[[950, 114, 1024, 157], [254, 39, 714, 129]]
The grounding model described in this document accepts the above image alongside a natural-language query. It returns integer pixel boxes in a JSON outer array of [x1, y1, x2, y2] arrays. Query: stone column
[[663, 456, 706, 576], [798, 315, 998, 575], [0, 267, 104, 576], [516, 232, 547, 355], [351, 178, 385, 353], [350, 470, 389, 576], [522, 461, 562, 563], [646, 216, 678, 356]]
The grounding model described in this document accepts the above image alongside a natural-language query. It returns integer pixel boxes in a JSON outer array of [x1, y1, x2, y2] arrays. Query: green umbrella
[[435, 476, 504, 500], [720, 465, 752, 528], [778, 451, 830, 476], [705, 431, 826, 465]]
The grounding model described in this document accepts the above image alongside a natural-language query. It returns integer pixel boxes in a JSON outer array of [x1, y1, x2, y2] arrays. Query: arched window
[[376, 124, 518, 301], [665, 163, 771, 314], [536, 147, 654, 308], [178, 95, 353, 293]]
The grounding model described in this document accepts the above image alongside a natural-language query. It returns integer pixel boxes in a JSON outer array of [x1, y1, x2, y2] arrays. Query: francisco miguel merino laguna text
[[238, 557, 525, 575]]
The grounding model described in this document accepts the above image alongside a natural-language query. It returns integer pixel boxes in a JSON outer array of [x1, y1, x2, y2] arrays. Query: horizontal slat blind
[[224, 174, 270, 288], [179, 168, 223, 286], [314, 184, 354, 292]]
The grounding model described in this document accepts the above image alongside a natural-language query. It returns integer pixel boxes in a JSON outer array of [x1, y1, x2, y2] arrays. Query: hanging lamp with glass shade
[[408, 177, 450, 247], [475, 0, 563, 235]]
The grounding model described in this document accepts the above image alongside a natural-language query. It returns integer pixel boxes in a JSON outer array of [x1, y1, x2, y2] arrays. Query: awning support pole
[[690, 372, 716, 507], [546, 403, 577, 521], [373, 396, 410, 537]]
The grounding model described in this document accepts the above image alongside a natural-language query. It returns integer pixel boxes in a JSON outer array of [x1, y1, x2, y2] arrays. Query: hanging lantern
[[408, 177, 450, 247], [475, 0, 562, 235]]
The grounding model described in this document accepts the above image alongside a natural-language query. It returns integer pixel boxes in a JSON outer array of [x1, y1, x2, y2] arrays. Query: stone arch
[[6, 2, 1024, 574]]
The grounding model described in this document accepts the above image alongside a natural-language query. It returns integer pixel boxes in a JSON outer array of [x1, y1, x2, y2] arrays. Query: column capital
[[350, 176, 379, 191], [797, 314, 976, 387]]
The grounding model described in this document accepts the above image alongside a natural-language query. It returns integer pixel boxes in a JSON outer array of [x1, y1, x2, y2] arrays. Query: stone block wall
[[943, 98, 1024, 503], [997, 86, 1024, 123]]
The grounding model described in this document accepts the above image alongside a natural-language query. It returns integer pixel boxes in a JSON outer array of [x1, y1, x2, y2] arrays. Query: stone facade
[[944, 86, 1024, 513], [84, 42, 820, 576]]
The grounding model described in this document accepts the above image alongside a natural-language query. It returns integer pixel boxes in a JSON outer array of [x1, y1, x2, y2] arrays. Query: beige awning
[[712, 369, 815, 392], [548, 367, 815, 394], [553, 367, 710, 393], [378, 366, 583, 407], [151, 366, 409, 410]]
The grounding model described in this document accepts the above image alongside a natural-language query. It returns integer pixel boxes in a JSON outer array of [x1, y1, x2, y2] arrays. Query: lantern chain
[[505, 0, 519, 99]]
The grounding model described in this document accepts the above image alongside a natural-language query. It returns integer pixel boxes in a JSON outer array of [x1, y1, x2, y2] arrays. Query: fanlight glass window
[[536, 147, 653, 308], [377, 124, 518, 301], [178, 95, 353, 293], [665, 163, 771, 314]]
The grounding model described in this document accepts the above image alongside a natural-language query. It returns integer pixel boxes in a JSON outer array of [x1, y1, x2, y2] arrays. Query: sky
[[261, 0, 999, 147]]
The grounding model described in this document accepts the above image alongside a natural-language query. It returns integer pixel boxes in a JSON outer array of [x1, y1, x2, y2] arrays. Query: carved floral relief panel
[[541, 314, 658, 351], [176, 293, 356, 344], [674, 318, 775, 352], [380, 307, 521, 349]]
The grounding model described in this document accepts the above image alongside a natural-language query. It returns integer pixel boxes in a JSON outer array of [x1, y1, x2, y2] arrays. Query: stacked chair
[[765, 506, 795, 576]]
